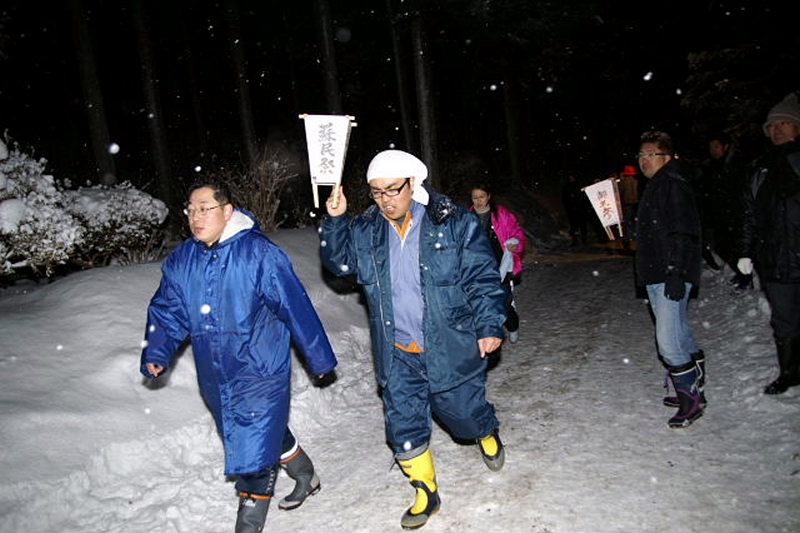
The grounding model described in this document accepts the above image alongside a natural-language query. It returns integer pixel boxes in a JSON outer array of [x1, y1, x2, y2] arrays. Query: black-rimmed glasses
[[369, 178, 410, 200]]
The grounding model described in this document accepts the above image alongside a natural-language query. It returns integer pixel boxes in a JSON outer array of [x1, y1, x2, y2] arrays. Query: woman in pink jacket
[[470, 184, 527, 343]]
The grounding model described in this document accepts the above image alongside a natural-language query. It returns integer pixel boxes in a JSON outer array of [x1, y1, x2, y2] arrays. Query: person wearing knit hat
[[319, 149, 508, 529], [739, 92, 800, 395], [762, 92, 800, 138]]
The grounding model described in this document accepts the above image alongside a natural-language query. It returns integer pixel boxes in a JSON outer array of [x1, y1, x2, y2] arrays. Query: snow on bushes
[[0, 139, 168, 278], [64, 184, 168, 268]]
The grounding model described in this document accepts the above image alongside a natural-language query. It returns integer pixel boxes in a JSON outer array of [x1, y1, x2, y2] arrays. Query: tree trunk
[[131, 0, 173, 206], [280, 7, 301, 114], [175, 10, 208, 156], [386, 0, 414, 151], [314, 0, 342, 114], [411, 13, 438, 189], [224, 0, 258, 168], [503, 69, 527, 183], [70, 0, 116, 184]]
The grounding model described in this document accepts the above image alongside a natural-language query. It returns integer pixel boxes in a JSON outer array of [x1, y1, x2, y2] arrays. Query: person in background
[[635, 131, 705, 428], [618, 165, 640, 252], [140, 179, 337, 533], [470, 183, 527, 343], [738, 92, 800, 395], [320, 150, 507, 529], [702, 132, 751, 289], [562, 174, 588, 246]]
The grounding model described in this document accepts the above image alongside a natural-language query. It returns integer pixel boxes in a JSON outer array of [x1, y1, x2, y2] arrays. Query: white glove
[[737, 257, 753, 275]]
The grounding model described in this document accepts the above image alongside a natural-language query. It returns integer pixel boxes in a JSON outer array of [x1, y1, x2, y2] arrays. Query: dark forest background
[[1, 0, 798, 226]]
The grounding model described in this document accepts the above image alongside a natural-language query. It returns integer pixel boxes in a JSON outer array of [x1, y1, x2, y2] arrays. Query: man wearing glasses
[[738, 92, 800, 395], [320, 150, 507, 529], [635, 131, 705, 428], [140, 180, 337, 533]]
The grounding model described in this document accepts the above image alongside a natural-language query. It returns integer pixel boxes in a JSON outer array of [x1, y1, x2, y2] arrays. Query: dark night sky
[[0, 0, 797, 199]]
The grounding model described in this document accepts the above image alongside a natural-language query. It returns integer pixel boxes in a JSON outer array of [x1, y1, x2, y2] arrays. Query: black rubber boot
[[235, 467, 277, 533], [764, 337, 800, 395], [235, 494, 271, 533], [278, 446, 321, 511], [664, 351, 707, 408], [667, 362, 703, 428]]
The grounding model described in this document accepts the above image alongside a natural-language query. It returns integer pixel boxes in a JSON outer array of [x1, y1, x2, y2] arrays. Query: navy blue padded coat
[[141, 210, 337, 475], [319, 189, 506, 393]]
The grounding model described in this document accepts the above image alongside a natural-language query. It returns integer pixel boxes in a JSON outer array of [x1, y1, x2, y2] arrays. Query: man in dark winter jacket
[[140, 180, 337, 533], [699, 132, 749, 283], [738, 92, 800, 395], [635, 131, 705, 428], [320, 150, 507, 529]]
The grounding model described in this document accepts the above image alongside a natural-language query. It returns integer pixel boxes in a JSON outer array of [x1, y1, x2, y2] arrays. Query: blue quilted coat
[[141, 210, 337, 475], [320, 189, 506, 393]]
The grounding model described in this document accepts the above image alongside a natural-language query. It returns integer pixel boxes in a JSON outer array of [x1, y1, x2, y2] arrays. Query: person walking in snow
[[469, 183, 527, 343], [738, 92, 800, 395], [140, 179, 337, 533], [320, 150, 507, 529], [635, 131, 705, 428]]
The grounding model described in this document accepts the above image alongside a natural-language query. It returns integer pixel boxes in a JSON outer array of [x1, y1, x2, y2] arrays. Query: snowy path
[[1, 236, 799, 532]]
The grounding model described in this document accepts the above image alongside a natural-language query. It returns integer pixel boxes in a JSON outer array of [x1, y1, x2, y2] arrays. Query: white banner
[[583, 177, 623, 239], [300, 114, 356, 208]]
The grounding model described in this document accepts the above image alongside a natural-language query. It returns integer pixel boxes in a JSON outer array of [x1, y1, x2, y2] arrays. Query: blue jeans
[[646, 283, 698, 367], [383, 348, 498, 460]]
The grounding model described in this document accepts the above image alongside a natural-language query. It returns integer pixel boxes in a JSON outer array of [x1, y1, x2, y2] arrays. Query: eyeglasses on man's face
[[369, 178, 410, 199], [183, 203, 228, 218], [637, 152, 669, 159]]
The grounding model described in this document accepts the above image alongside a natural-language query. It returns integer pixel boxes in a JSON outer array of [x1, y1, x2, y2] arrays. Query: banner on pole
[[299, 114, 357, 208], [583, 177, 623, 240]]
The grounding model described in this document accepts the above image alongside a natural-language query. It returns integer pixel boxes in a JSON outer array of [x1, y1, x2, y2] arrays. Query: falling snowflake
[[108, 143, 120, 154], [545, 86, 554, 93], [200, 304, 211, 314], [623, 358, 630, 364], [592, 271, 599, 277], [489, 84, 497, 91], [56, 345, 63, 351], [194, 165, 202, 173], [643, 72, 653, 81]]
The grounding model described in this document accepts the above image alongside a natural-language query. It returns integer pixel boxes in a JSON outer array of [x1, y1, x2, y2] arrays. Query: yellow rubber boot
[[397, 449, 441, 529], [478, 430, 505, 471]]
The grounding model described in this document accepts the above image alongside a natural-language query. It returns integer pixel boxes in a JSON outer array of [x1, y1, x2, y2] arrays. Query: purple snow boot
[[667, 362, 703, 428], [663, 351, 706, 408]]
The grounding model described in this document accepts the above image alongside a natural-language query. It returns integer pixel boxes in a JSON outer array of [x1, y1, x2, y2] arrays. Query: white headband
[[366, 150, 429, 205]]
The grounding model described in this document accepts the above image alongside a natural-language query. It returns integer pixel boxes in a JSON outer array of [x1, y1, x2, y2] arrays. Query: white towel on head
[[366, 150, 429, 205]]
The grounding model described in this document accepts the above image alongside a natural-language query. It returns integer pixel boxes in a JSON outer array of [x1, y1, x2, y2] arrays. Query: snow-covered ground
[[1, 228, 798, 533]]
